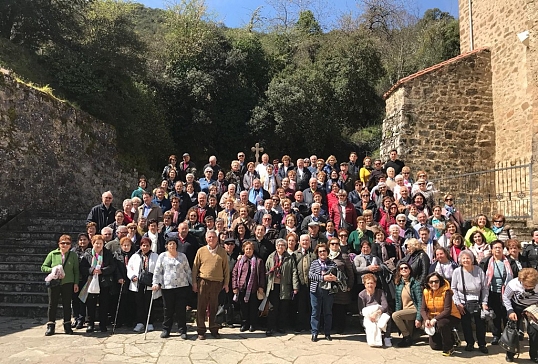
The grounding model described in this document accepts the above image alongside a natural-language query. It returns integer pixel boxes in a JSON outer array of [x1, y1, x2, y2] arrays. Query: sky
[[136, 0, 459, 29]]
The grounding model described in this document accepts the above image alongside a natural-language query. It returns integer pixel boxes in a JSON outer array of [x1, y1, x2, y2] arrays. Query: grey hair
[[458, 250, 475, 265], [275, 238, 287, 247], [122, 198, 132, 208]]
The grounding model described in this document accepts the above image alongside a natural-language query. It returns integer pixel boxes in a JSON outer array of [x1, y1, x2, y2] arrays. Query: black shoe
[[479, 345, 488, 354], [464, 344, 474, 352], [45, 323, 55, 336], [99, 326, 108, 333], [397, 337, 412, 348], [63, 322, 73, 335], [531, 357, 538, 363], [240, 326, 248, 332], [160, 330, 170, 338], [180, 333, 188, 340], [266, 330, 273, 337], [311, 334, 318, 342], [277, 328, 286, 334], [505, 353, 514, 362], [249, 326, 255, 332], [491, 336, 500, 345], [75, 320, 84, 330], [325, 335, 332, 341], [86, 325, 95, 333], [211, 332, 221, 339]]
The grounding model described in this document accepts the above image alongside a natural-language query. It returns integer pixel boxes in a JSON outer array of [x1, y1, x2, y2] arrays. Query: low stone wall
[[381, 48, 495, 177], [0, 72, 136, 222]]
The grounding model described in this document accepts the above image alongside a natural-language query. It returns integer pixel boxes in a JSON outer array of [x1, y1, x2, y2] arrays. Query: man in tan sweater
[[192, 230, 230, 339]]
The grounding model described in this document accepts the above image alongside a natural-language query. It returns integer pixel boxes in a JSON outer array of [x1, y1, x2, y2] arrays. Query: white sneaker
[[384, 337, 392, 347], [147, 324, 154, 332], [133, 323, 144, 332]]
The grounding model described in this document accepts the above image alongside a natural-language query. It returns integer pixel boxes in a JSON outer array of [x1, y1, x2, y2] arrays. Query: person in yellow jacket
[[420, 272, 461, 357]]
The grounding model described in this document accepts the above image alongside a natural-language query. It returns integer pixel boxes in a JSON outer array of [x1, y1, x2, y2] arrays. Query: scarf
[[329, 250, 339, 260], [425, 240, 435, 263], [450, 245, 462, 262], [267, 254, 283, 278], [148, 231, 158, 253], [91, 248, 103, 269], [237, 255, 257, 302], [359, 253, 372, 266], [492, 225, 504, 234], [444, 204, 455, 218], [485, 256, 513, 288]]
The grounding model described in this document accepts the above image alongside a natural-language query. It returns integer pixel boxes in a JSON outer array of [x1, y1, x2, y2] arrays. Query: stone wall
[[0, 71, 137, 222], [459, 0, 535, 165], [381, 49, 495, 177]]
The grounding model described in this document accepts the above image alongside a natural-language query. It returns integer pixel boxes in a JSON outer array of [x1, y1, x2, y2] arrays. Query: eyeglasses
[[418, 174, 426, 178], [329, 243, 339, 245], [445, 198, 453, 201], [128, 227, 136, 230], [397, 220, 406, 223], [339, 234, 348, 238], [402, 172, 409, 174], [59, 242, 70, 245], [493, 220, 503, 223], [272, 199, 280, 202], [318, 250, 327, 253], [428, 280, 440, 284], [399, 266, 409, 271], [103, 233, 112, 236], [361, 195, 369, 197], [418, 183, 425, 186], [390, 206, 398, 209], [238, 155, 245, 158]]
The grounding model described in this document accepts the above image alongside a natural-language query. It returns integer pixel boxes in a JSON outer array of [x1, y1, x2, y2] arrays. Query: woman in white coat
[[127, 237, 161, 333]]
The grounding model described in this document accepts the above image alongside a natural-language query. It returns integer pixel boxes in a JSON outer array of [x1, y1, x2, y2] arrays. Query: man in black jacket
[[87, 191, 117, 232], [295, 158, 312, 192], [384, 149, 405, 176]]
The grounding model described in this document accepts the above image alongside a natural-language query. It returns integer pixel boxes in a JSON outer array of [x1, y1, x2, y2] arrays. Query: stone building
[[381, 0, 538, 228]]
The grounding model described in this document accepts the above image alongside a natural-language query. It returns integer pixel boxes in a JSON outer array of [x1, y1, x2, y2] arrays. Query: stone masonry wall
[[0, 71, 137, 222], [381, 49, 495, 177], [459, 0, 535, 164]]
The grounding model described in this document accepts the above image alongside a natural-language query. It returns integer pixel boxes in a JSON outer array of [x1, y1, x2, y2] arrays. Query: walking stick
[[144, 290, 155, 340], [112, 282, 124, 335]]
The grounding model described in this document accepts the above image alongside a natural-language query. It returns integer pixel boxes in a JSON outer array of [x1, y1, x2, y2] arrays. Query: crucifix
[[251, 142, 264, 166]]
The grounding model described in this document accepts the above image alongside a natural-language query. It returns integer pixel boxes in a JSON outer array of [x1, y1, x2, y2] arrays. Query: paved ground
[[0, 316, 525, 364]]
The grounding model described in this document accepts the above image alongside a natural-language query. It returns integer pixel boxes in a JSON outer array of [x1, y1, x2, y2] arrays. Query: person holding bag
[[503, 268, 538, 362], [41, 235, 80, 336], [81, 234, 117, 333], [451, 250, 489, 353], [127, 237, 161, 333]]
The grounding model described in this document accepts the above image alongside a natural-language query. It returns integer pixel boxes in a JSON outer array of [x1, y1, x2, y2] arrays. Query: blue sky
[[136, 0, 459, 28]]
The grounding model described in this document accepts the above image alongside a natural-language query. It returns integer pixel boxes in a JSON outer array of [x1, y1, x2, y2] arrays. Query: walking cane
[[112, 282, 124, 335], [144, 290, 155, 340]]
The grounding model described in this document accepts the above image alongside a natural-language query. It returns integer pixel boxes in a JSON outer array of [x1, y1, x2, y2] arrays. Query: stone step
[[0, 231, 81, 239], [0, 303, 59, 318], [26, 211, 88, 219], [0, 253, 45, 263], [0, 262, 42, 271], [0, 237, 74, 246], [0, 291, 49, 304], [0, 270, 47, 281], [0, 280, 48, 293], [0, 245, 57, 255]]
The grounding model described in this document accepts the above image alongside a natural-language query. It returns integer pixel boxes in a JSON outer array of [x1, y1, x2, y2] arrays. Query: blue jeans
[[310, 287, 334, 335]]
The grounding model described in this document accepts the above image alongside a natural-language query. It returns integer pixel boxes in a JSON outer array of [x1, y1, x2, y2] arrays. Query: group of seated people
[[40, 149, 538, 361]]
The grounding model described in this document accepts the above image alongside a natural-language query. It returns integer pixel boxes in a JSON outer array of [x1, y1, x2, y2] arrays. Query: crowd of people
[[40, 150, 538, 360]]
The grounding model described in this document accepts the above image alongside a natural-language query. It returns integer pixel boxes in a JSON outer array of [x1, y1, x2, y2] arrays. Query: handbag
[[524, 304, 538, 330], [139, 271, 154, 287], [45, 251, 70, 288], [499, 320, 520, 354], [461, 268, 481, 314]]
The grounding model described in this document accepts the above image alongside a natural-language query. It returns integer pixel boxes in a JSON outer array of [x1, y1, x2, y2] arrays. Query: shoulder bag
[[461, 267, 481, 314]]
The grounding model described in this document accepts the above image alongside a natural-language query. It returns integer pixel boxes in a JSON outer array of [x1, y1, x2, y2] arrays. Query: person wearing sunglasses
[[327, 237, 354, 334], [441, 194, 464, 234], [491, 213, 516, 243], [421, 272, 461, 356], [392, 262, 422, 348], [42, 235, 80, 336]]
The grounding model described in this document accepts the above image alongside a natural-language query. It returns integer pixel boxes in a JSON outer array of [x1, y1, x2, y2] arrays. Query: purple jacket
[[232, 256, 266, 292]]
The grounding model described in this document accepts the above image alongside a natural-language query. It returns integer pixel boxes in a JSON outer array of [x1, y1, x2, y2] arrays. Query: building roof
[[383, 47, 490, 100]]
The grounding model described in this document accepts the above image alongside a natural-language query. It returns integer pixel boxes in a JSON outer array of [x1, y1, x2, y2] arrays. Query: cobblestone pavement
[[0, 316, 522, 364]]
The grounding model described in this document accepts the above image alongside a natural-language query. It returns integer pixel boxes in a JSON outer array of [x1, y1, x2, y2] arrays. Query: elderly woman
[[71, 233, 91, 330], [81, 234, 117, 333], [107, 210, 125, 239], [479, 240, 513, 345], [451, 250, 489, 353], [152, 236, 192, 339], [87, 222, 97, 241], [354, 241, 383, 291], [327, 237, 354, 334], [392, 262, 422, 347], [448, 233, 466, 262], [401, 238, 430, 285], [232, 241, 266, 332], [442, 194, 464, 233], [265, 238, 299, 336], [469, 230, 491, 263], [323, 155, 339, 175], [491, 213, 516, 242], [162, 154, 178, 180], [428, 205, 447, 241], [358, 273, 392, 347], [464, 214, 496, 246], [122, 199, 134, 224], [411, 192, 430, 217], [437, 221, 457, 248], [279, 213, 298, 238], [309, 243, 338, 342], [41, 235, 80, 336], [379, 202, 398, 235], [359, 156, 373, 186], [348, 217, 375, 253], [503, 268, 538, 362], [243, 162, 259, 191], [506, 239, 526, 278], [421, 272, 461, 356], [127, 237, 161, 333]]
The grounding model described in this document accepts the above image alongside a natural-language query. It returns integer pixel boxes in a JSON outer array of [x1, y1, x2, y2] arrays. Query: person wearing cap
[[192, 230, 230, 340], [301, 203, 327, 234], [152, 235, 192, 339], [307, 221, 328, 246], [178, 153, 196, 181], [199, 167, 216, 194]]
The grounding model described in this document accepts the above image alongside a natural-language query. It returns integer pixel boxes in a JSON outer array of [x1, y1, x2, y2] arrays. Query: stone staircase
[[0, 211, 87, 317]]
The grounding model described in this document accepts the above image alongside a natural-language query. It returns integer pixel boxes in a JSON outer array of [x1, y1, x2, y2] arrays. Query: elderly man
[[136, 191, 163, 225], [105, 225, 128, 253], [255, 153, 270, 180], [87, 191, 117, 232], [195, 192, 216, 225], [203, 155, 221, 176], [231, 206, 257, 233], [248, 179, 270, 208], [174, 222, 200, 268], [294, 234, 317, 332], [308, 155, 318, 174], [295, 158, 312, 191], [301, 203, 327, 234], [329, 189, 357, 232], [307, 221, 328, 246], [192, 230, 230, 340], [219, 184, 238, 209], [153, 187, 171, 213], [236, 190, 256, 218], [303, 178, 325, 207], [178, 152, 196, 181]]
